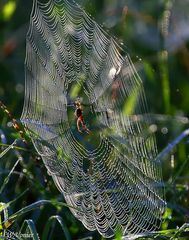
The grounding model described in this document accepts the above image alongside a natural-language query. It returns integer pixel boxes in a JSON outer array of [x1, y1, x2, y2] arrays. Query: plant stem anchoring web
[[21, 0, 166, 238]]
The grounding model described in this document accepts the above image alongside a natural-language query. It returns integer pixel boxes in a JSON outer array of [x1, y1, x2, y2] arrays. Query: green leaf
[[2, 1, 16, 21], [143, 61, 155, 83], [123, 87, 139, 116]]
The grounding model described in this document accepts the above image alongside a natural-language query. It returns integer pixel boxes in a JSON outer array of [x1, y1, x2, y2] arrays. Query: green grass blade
[[0, 143, 29, 152], [0, 157, 21, 194], [2, 200, 50, 229], [51, 200, 83, 213], [159, 51, 171, 114], [0, 202, 8, 236], [123, 87, 140, 116], [19, 219, 40, 240], [0, 140, 17, 159], [143, 61, 155, 83], [42, 215, 71, 240], [2, 199, 83, 229], [0, 189, 29, 213]]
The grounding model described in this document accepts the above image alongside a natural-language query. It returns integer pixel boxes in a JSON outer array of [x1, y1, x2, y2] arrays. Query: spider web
[[21, 0, 166, 237]]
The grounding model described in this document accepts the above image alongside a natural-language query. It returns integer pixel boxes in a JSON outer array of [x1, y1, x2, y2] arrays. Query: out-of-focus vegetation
[[0, 0, 189, 239]]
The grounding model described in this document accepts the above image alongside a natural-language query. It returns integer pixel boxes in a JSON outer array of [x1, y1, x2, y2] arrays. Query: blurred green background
[[0, 0, 189, 239]]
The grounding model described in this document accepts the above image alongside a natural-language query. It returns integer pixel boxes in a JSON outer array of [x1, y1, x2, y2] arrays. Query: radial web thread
[[21, 0, 166, 238]]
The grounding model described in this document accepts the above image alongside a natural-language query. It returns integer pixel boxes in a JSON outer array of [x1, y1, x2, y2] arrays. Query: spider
[[74, 98, 90, 134]]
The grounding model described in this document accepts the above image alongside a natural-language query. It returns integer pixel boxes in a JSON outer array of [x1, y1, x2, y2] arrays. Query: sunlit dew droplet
[[149, 124, 157, 133], [107, 108, 113, 114], [109, 67, 116, 79], [15, 83, 24, 93], [66, 23, 75, 35], [136, 55, 142, 61], [161, 127, 168, 134], [7, 122, 12, 127], [171, 155, 175, 168], [1, 134, 5, 140], [181, 117, 189, 124]]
